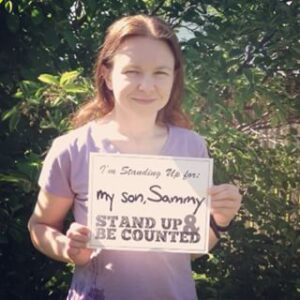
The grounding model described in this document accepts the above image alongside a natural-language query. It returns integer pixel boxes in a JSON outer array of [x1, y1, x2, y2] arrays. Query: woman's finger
[[210, 184, 240, 196], [211, 200, 239, 209], [68, 239, 88, 249], [68, 222, 90, 235], [66, 230, 90, 242]]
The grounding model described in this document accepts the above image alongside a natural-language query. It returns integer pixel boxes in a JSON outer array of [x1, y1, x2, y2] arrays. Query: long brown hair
[[71, 14, 191, 128]]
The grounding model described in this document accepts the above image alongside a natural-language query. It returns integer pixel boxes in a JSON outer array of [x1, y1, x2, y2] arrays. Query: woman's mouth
[[132, 97, 156, 104]]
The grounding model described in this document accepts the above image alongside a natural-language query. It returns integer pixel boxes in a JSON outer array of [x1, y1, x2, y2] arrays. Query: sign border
[[88, 153, 213, 253]]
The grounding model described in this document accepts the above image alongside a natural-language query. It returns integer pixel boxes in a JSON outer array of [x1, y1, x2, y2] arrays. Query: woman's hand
[[210, 184, 242, 227], [65, 222, 93, 266]]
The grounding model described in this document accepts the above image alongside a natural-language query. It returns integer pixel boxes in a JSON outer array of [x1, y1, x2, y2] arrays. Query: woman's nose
[[137, 75, 155, 92]]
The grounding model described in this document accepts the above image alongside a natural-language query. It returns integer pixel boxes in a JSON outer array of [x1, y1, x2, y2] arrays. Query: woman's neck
[[103, 109, 163, 141], [94, 110, 169, 155]]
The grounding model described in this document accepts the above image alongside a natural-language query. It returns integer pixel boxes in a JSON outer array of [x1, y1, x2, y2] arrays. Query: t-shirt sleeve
[[191, 131, 209, 158], [38, 137, 74, 198]]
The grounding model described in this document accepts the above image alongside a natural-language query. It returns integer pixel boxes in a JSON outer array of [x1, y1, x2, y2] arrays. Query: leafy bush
[[0, 71, 92, 299]]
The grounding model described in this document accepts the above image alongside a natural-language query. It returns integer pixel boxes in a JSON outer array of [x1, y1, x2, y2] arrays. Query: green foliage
[[0, 70, 92, 299], [182, 1, 299, 298], [0, 0, 299, 299], [192, 125, 299, 299]]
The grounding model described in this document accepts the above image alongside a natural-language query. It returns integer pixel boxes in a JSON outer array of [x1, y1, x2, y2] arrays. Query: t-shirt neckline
[[91, 120, 173, 156]]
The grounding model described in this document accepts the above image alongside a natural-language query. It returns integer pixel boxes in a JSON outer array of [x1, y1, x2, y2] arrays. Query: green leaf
[[0, 172, 33, 192], [0, 173, 24, 183], [31, 8, 44, 25], [2, 106, 18, 121], [4, 0, 13, 13], [64, 84, 88, 94], [13, 90, 23, 98], [244, 69, 254, 85], [59, 71, 80, 87], [2, 105, 20, 131], [9, 109, 20, 131], [38, 74, 59, 85]]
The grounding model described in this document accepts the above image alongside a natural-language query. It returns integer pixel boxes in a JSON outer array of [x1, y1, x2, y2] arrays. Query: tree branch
[[150, 0, 166, 16]]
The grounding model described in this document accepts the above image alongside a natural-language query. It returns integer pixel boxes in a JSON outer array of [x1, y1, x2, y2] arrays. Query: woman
[[28, 15, 241, 300]]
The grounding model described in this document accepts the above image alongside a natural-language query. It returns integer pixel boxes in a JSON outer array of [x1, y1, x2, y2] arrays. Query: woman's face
[[106, 36, 175, 119]]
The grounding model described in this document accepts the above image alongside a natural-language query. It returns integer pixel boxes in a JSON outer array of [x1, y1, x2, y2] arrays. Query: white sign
[[88, 153, 213, 253]]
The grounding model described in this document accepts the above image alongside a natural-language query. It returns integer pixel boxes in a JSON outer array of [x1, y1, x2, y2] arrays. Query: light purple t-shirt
[[39, 120, 208, 300]]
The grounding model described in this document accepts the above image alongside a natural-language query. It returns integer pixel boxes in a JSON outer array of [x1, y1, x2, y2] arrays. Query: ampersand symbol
[[183, 214, 199, 233]]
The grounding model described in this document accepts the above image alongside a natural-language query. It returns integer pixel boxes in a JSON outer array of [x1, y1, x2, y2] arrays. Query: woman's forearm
[[28, 190, 93, 266], [28, 222, 93, 266], [28, 222, 72, 263]]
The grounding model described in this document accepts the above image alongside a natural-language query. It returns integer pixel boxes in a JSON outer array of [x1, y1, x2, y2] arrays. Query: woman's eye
[[155, 71, 169, 76], [125, 70, 139, 74]]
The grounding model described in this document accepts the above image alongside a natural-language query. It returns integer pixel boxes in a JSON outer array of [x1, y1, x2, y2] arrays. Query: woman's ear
[[103, 67, 112, 90]]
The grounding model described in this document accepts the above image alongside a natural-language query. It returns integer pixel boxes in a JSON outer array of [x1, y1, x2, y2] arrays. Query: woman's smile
[[131, 97, 157, 104]]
